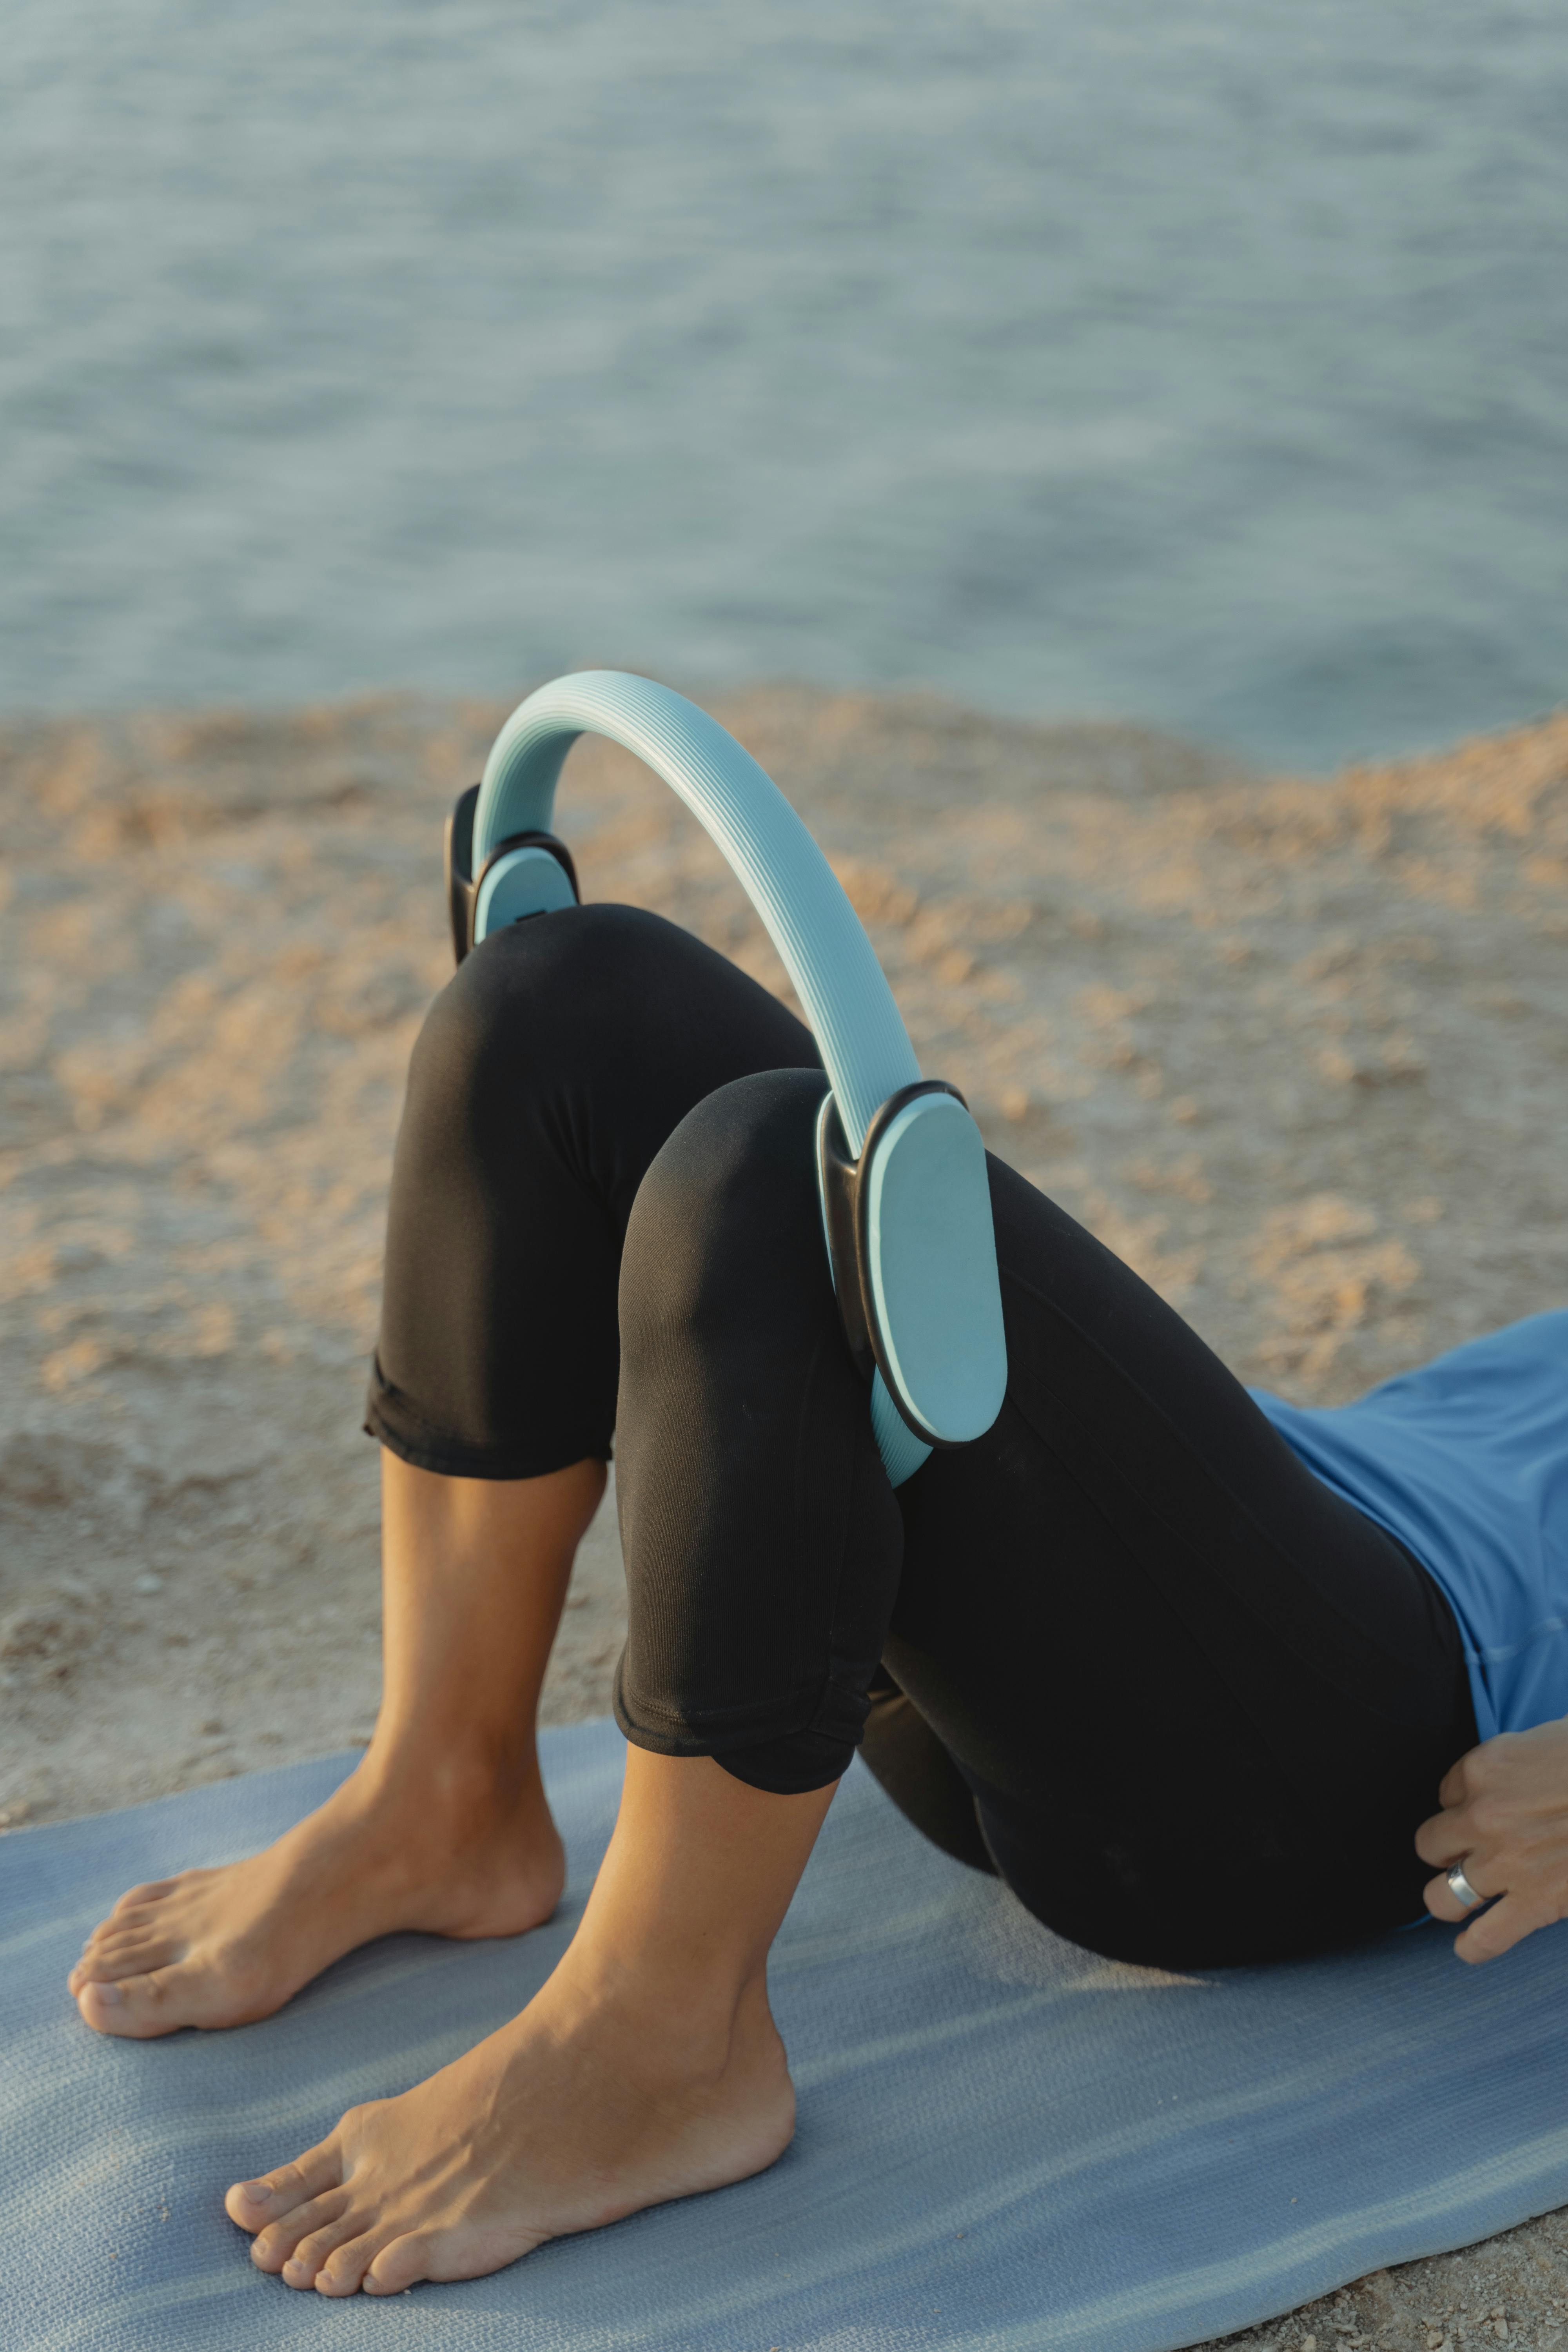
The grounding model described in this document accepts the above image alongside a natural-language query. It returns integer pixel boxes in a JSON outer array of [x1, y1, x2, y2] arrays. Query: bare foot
[[225, 1967, 794, 2293], [67, 1758, 564, 2039]]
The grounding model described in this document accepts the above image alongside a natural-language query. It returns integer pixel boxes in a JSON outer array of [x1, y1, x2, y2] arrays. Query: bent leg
[[612, 1077, 1475, 1967], [74, 906, 822, 2036]]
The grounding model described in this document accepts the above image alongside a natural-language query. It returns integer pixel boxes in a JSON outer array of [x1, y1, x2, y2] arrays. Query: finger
[[1437, 1755, 1476, 1811], [1423, 1862, 1497, 1924], [1452, 1891, 1549, 1966], [1414, 1809, 1473, 1869]]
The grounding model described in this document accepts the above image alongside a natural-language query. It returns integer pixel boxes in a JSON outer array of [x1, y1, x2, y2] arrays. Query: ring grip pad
[[445, 782, 579, 962], [817, 1082, 1007, 1449]]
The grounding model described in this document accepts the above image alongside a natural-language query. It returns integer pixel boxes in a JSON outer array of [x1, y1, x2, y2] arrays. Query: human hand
[[1416, 1719, 1568, 1963]]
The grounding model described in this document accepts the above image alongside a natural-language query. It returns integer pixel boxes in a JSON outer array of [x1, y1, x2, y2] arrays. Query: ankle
[[555, 1936, 775, 2072], [350, 1737, 552, 1843]]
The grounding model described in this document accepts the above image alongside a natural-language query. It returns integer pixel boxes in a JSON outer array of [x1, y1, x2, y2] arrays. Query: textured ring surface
[[472, 670, 921, 1153]]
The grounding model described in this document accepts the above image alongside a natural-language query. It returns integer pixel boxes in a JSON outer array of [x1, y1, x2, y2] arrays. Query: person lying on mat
[[67, 907, 1568, 2299]]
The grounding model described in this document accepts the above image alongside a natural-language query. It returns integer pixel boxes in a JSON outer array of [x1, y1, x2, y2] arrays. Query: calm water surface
[[4, 0, 1566, 766]]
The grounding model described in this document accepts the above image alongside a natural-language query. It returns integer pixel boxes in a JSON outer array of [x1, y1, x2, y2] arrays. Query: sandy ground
[[3, 684, 1567, 2342]]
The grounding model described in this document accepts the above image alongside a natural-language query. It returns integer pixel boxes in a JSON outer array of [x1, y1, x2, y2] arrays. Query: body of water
[[4, 0, 1566, 768]]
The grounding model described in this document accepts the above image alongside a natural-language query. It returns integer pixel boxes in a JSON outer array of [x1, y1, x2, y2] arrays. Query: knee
[[619, 1067, 830, 1354], [402, 902, 671, 1132]]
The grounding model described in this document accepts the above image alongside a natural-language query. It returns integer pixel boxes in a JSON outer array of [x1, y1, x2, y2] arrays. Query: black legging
[[367, 904, 1476, 1971]]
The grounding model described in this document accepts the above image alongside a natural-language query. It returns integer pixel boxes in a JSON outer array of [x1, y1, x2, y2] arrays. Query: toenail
[[93, 1982, 123, 2006]]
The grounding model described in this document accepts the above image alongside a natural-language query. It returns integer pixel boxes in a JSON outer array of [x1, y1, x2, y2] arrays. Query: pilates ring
[[1446, 1860, 1486, 1910], [441, 671, 1009, 1493]]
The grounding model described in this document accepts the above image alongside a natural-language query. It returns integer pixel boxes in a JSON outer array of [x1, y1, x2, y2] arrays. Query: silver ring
[[1446, 1861, 1486, 1911]]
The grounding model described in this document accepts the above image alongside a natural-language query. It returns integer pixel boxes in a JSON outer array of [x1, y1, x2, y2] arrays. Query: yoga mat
[[7, 1716, 1568, 2352]]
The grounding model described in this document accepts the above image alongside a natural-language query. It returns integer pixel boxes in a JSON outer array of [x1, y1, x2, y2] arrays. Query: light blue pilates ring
[[442, 670, 1007, 1488]]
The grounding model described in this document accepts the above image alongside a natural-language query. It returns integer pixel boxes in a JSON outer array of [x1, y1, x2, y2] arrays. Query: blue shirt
[[1251, 1312, 1568, 1743]]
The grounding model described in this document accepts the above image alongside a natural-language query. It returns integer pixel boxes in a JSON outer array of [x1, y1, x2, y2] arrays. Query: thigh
[[886, 1158, 1476, 1967], [370, 904, 821, 1478]]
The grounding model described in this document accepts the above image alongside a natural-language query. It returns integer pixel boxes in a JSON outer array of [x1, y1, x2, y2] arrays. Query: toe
[[98, 1900, 163, 1934], [88, 1924, 170, 1958], [76, 1910, 138, 1955], [226, 2145, 344, 2234], [338, 2231, 410, 2297], [74, 1962, 202, 2039], [74, 1978, 132, 2033], [72, 1934, 176, 1988], [364, 2230, 442, 2286], [250, 2194, 351, 2276], [284, 2214, 365, 2292], [109, 1877, 181, 1916]]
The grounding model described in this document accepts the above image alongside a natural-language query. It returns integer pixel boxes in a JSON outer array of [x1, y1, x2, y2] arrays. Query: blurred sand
[[3, 685, 1567, 2341]]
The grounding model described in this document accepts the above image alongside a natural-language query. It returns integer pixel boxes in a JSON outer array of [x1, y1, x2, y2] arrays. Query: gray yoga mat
[[7, 1715, 1568, 2352]]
